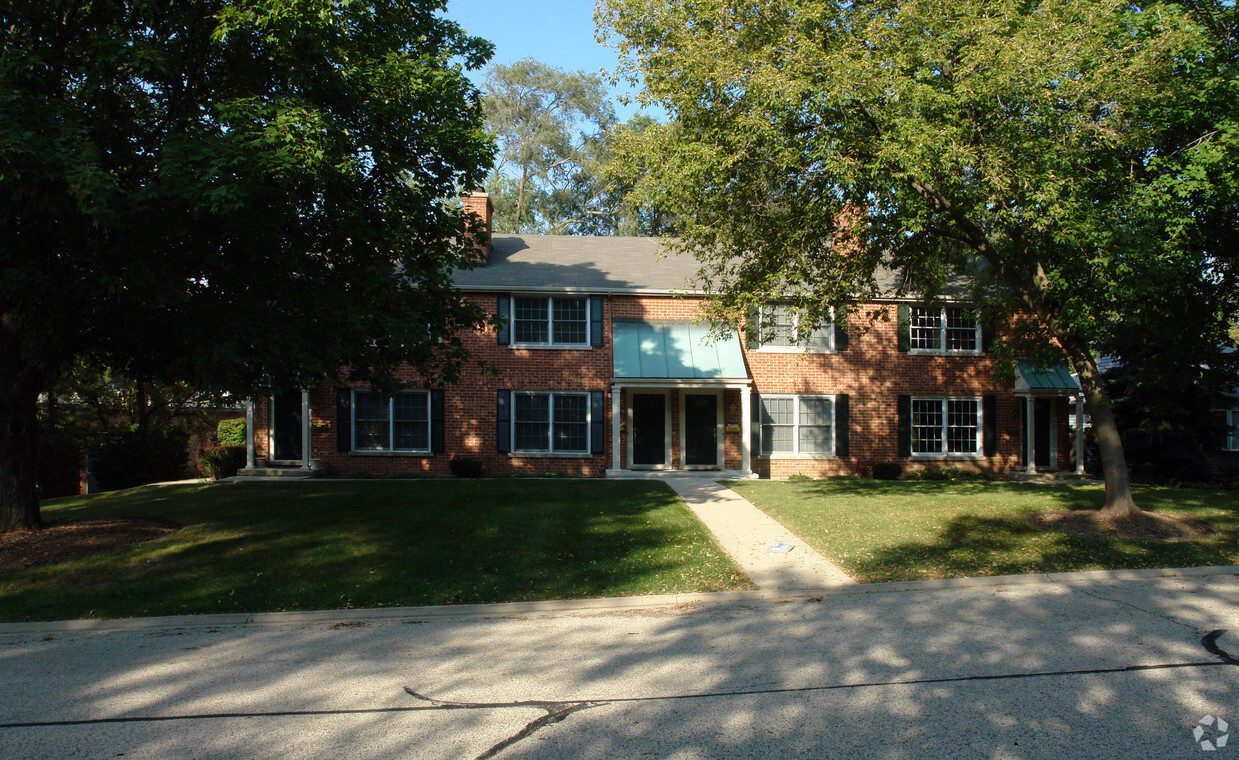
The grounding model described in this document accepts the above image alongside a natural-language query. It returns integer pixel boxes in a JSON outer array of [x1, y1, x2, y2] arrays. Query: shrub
[[216, 417, 246, 447], [197, 445, 247, 480], [908, 466, 991, 482], [449, 457, 483, 478], [870, 462, 902, 480], [786, 473, 812, 481], [92, 426, 190, 491]]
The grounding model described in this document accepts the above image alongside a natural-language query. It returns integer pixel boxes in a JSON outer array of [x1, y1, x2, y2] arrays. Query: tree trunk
[[0, 346, 43, 533], [1068, 347, 1140, 517]]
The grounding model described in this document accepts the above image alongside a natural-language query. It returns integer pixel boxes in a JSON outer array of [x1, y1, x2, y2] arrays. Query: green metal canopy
[[1015, 360, 1080, 393], [612, 320, 749, 380]]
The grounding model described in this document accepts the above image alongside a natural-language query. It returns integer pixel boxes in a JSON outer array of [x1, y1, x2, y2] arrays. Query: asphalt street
[[1, 569, 1237, 759]]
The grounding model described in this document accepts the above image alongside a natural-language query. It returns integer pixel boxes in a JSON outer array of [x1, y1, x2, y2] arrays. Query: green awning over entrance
[[612, 320, 749, 380], [1015, 360, 1080, 393]]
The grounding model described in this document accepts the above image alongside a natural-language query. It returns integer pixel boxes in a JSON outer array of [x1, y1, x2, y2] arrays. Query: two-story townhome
[[242, 193, 1085, 479]]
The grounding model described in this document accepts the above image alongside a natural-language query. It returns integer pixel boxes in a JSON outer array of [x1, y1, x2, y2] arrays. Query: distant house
[[242, 193, 1085, 479]]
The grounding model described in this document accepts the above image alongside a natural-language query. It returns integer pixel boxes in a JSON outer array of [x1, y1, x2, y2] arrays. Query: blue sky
[[445, 0, 654, 122]]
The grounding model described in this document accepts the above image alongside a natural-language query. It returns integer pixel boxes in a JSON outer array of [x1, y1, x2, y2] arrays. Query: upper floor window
[[756, 304, 833, 351], [499, 295, 600, 348], [910, 306, 980, 354], [353, 390, 431, 452]]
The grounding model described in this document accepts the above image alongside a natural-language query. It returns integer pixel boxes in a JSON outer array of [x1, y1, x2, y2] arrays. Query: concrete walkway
[[664, 479, 855, 590]]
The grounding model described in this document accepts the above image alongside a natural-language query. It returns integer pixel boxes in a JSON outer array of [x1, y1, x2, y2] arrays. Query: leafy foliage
[[197, 445, 247, 480], [0, 0, 495, 529], [599, 0, 1239, 511], [216, 418, 247, 448], [91, 427, 190, 492]]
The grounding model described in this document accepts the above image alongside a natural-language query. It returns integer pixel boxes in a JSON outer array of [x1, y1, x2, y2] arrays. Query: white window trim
[[351, 390, 432, 454], [910, 395, 984, 459], [511, 390, 592, 456], [760, 394, 836, 458], [908, 306, 982, 356], [756, 304, 835, 353], [510, 295, 592, 349], [1219, 408, 1239, 452]]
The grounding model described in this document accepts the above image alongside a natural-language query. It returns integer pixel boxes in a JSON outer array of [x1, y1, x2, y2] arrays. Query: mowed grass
[[0, 480, 752, 622], [723, 479, 1239, 583]]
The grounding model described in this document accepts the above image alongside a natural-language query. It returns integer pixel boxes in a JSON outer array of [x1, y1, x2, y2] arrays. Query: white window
[[761, 395, 834, 455], [353, 391, 431, 452], [758, 304, 833, 350], [1220, 409, 1239, 451], [910, 306, 980, 354], [513, 391, 590, 453], [912, 397, 982, 456], [513, 296, 589, 346]]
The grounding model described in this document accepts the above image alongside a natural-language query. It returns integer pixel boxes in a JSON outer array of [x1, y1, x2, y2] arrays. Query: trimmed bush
[[217, 417, 246, 447], [92, 426, 190, 491], [871, 462, 902, 480], [197, 445, 247, 480], [449, 457, 483, 478]]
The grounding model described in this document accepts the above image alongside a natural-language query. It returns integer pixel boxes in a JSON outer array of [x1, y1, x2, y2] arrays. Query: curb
[[2, 565, 1236, 636]]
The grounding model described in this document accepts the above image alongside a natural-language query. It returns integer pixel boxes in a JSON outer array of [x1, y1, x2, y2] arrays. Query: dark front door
[[1034, 399, 1052, 468], [1020, 398, 1054, 469], [684, 394, 718, 467], [632, 393, 666, 466], [272, 392, 303, 462]]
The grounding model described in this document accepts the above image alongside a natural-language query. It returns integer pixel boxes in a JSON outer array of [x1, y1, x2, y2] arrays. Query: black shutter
[[982, 395, 997, 456], [497, 296, 511, 345], [746, 306, 761, 349], [750, 392, 762, 456], [835, 394, 850, 457], [431, 389, 445, 454], [1019, 398, 1028, 467], [590, 390, 605, 454], [981, 313, 994, 353], [834, 321, 849, 351], [897, 304, 910, 352], [336, 389, 352, 452], [590, 297, 603, 347], [496, 390, 511, 453], [897, 394, 911, 457]]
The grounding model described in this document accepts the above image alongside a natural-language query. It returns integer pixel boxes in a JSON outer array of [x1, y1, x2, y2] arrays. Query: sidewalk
[[664, 479, 855, 590]]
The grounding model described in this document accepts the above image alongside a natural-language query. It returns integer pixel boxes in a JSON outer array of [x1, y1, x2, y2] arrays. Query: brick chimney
[[462, 190, 493, 264]]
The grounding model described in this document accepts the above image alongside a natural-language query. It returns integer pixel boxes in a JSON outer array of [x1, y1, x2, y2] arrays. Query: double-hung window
[[911, 397, 982, 456], [352, 390, 431, 452], [513, 296, 589, 346], [909, 306, 981, 354], [513, 391, 590, 454], [1220, 409, 1239, 451], [760, 395, 835, 455], [759, 304, 833, 350]]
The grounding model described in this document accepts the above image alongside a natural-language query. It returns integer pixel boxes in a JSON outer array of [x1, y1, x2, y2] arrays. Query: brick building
[[243, 194, 1084, 479]]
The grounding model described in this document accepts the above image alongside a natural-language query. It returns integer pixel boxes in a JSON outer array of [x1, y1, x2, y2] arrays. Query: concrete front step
[[605, 469, 756, 480], [235, 467, 313, 479]]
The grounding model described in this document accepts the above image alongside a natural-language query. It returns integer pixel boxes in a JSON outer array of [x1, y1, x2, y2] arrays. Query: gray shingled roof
[[452, 234, 955, 298]]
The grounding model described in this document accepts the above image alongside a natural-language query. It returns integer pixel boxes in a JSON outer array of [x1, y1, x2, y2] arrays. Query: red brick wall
[[253, 293, 1067, 478]]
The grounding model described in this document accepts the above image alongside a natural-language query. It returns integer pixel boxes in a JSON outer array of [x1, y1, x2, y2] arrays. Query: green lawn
[[0, 480, 752, 622], [724, 479, 1239, 583]]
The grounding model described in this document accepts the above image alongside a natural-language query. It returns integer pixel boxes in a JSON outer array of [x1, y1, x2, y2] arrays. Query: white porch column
[[740, 386, 752, 476], [1025, 397, 1037, 474], [1075, 395, 1085, 475], [300, 390, 311, 470], [245, 399, 256, 470], [611, 384, 622, 472]]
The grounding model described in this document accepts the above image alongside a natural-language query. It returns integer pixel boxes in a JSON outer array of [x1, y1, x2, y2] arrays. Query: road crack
[[404, 688, 595, 760]]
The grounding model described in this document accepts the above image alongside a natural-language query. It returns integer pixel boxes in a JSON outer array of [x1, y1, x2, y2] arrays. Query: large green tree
[[483, 59, 617, 233], [0, 0, 495, 532], [600, 0, 1239, 515]]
